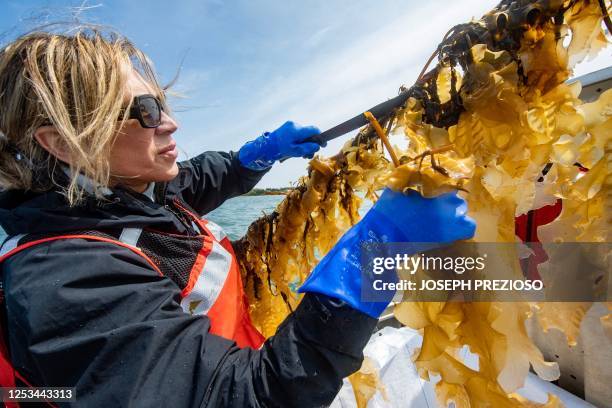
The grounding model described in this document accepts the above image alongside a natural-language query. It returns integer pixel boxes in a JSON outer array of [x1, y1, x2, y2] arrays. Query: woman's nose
[[156, 111, 179, 135]]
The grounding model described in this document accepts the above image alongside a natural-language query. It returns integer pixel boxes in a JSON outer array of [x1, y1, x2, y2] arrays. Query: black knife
[[280, 91, 410, 162]]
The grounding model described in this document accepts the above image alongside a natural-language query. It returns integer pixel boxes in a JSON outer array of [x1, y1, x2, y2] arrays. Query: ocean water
[[207, 195, 286, 241], [208, 193, 373, 241]]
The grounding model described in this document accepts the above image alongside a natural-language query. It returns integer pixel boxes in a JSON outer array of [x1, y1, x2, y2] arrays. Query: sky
[[1, 0, 610, 188]]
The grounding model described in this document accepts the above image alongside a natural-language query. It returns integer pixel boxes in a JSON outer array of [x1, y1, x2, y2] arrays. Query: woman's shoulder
[[1, 234, 179, 332], [1, 235, 164, 291]]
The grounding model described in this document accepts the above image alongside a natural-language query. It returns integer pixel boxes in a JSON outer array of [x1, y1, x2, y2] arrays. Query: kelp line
[[233, 0, 611, 406]]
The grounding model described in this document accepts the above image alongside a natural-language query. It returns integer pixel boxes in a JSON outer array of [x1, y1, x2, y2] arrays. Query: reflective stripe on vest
[[170, 200, 264, 349], [180, 240, 230, 315], [0, 234, 25, 258], [118, 228, 143, 247], [200, 219, 226, 242]]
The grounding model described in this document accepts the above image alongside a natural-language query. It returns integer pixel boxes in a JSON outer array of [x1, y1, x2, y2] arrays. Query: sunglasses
[[120, 94, 165, 128], [40, 94, 166, 128]]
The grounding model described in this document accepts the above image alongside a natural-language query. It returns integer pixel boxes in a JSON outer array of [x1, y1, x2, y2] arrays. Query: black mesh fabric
[[137, 230, 203, 290]]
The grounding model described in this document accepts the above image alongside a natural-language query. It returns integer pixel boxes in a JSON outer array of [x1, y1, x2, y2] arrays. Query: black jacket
[[0, 151, 377, 407]]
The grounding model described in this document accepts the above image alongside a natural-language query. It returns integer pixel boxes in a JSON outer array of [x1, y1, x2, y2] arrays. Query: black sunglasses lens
[[138, 97, 161, 127]]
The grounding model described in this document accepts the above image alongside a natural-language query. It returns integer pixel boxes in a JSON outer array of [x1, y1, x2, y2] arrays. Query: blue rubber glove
[[298, 188, 476, 318], [238, 121, 323, 170]]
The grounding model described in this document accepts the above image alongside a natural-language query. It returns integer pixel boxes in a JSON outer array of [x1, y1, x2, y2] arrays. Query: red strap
[[0, 234, 164, 408], [0, 296, 56, 407], [0, 235, 162, 276], [0, 307, 18, 408]]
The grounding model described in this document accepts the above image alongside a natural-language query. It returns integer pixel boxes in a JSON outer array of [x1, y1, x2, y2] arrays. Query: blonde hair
[[0, 27, 167, 205]]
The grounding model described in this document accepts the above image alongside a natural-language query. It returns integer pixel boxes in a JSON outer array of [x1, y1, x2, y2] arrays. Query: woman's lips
[[158, 142, 178, 159]]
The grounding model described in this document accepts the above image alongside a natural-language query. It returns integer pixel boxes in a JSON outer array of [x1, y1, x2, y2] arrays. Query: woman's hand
[[365, 188, 476, 243], [299, 188, 476, 318], [238, 121, 322, 170]]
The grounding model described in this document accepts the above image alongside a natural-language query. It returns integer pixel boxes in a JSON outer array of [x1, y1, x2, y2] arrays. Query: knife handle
[[278, 134, 327, 162]]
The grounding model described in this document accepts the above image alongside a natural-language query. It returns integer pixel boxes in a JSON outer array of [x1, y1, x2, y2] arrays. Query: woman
[[0, 29, 475, 407]]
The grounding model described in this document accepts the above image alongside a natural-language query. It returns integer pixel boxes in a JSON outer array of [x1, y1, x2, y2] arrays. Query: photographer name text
[[372, 279, 543, 292]]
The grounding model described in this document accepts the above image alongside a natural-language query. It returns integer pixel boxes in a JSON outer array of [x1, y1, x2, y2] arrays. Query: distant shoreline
[[243, 188, 290, 196]]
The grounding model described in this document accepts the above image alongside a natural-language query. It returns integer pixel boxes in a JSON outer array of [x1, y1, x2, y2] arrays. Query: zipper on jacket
[[163, 203, 198, 236]]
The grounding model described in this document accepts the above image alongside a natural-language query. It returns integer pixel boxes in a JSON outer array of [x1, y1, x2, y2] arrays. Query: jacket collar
[[61, 165, 114, 197], [0, 170, 184, 236]]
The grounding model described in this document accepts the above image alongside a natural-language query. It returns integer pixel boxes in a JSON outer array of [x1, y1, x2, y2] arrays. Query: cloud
[[304, 26, 332, 49], [177, 0, 493, 187]]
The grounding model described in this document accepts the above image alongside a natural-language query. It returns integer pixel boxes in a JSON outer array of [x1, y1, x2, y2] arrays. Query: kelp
[[233, 0, 611, 406]]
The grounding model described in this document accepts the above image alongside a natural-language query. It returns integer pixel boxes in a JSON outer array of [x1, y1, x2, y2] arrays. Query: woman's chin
[[156, 162, 179, 181], [113, 163, 180, 190]]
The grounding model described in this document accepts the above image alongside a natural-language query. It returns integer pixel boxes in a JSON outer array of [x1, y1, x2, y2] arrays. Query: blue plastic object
[[238, 121, 323, 170], [298, 188, 476, 318]]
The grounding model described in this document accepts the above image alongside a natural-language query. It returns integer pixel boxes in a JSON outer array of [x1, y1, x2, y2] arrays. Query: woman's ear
[[34, 126, 72, 164]]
